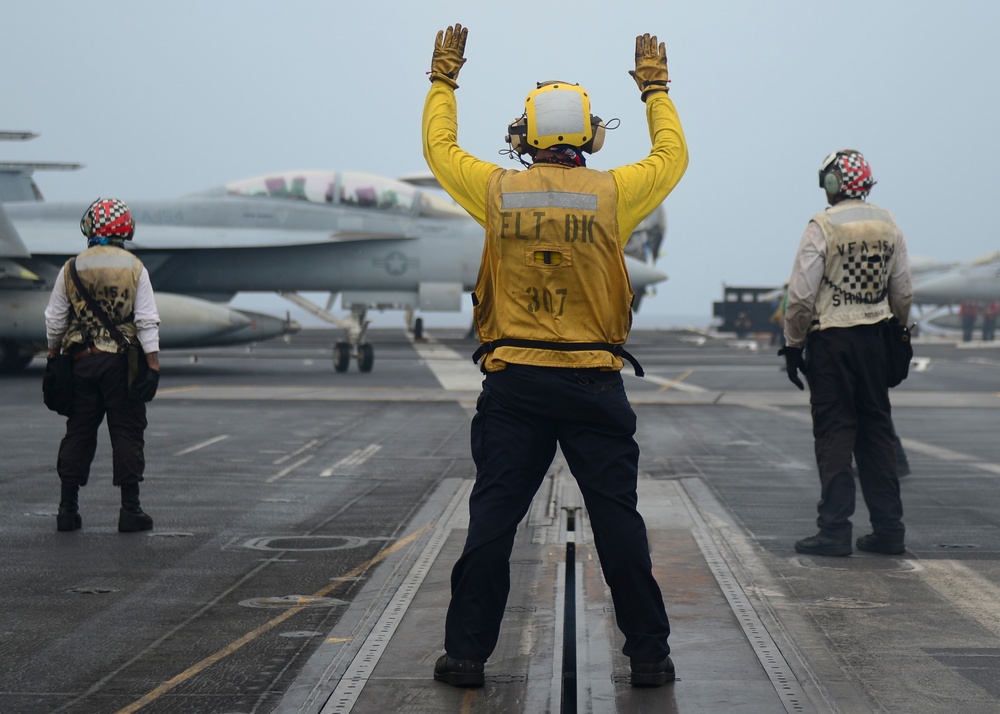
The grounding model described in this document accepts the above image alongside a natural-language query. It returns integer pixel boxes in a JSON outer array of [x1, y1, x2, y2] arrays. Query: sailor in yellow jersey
[[423, 24, 688, 688]]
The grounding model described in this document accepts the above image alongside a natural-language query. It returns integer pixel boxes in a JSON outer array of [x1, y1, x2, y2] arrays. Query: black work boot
[[118, 482, 153, 533], [56, 482, 82, 532], [433, 655, 485, 687], [856, 533, 906, 555], [794, 532, 852, 556], [631, 656, 676, 687]]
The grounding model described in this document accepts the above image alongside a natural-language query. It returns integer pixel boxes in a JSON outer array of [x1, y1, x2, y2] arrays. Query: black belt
[[472, 339, 644, 377]]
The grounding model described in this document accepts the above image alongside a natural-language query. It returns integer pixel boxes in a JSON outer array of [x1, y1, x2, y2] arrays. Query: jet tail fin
[[398, 174, 443, 189], [625, 204, 666, 265], [0, 162, 83, 202], [1, 131, 83, 202]]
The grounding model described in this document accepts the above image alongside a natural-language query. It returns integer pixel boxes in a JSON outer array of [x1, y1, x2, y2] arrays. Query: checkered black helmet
[[80, 197, 135, 241], [819, 150, 875, 199]]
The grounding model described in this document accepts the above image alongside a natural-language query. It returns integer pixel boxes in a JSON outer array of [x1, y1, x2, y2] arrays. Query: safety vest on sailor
[[810, 199, 901, 331], [473, 163, 634, 371], [61, 245, 143, 353]]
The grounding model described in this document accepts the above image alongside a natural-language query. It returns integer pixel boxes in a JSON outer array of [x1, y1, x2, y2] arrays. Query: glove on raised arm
[[629, 33, 669, 101], [430, 24, 468, 89], [778, 346, 806, 391]]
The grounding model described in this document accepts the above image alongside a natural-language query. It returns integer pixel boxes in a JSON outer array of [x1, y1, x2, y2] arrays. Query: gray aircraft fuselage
[[6, 196, 484, 299], [913, 259, 1000, 305], [7, 181, 666, 305]]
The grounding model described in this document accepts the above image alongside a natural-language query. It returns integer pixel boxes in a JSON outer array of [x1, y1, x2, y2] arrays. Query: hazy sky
[[5, 1, 999, 324]]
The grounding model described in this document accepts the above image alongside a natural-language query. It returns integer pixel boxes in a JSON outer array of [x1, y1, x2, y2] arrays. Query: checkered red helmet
[[819, 150, 875, 199], [80, 197, 135, 241]]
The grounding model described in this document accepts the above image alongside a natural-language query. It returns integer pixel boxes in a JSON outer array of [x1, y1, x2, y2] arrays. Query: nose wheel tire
[[358, 343, 374, 373], [333, 342, 350, 372]]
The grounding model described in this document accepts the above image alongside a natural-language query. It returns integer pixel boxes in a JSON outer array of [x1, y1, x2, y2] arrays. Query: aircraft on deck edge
[[911, 251, 1000, 330], [0, 132, 669, 373]]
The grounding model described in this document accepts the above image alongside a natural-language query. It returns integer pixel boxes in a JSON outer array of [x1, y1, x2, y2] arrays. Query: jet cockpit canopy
[[215, 170, 466, 218]]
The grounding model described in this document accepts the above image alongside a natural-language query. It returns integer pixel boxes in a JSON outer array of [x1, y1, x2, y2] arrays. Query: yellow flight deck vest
[[472, 163, 637, 372], [810, 199, 900, 332], [61, 245, 143, 354]]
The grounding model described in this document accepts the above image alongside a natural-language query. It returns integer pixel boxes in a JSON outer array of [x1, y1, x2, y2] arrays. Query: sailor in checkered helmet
[[44, 198, 161, 534], [779, 150, 913, 557]]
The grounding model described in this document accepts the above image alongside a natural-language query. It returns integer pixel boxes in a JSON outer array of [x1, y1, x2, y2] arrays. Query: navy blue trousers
[[444, 364, 670, 663], [807, 324, 904, 543]]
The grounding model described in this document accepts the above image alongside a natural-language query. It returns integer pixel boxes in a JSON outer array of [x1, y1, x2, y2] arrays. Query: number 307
[[525, 287, 568, 315]]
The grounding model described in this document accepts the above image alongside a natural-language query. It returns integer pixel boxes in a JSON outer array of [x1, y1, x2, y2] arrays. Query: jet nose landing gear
[[333, 342, 350, 372], [276, 292, 376, 374], [334, 304, 373, 373], [358, 342, 374, 372], [333, 341, 374, 373]]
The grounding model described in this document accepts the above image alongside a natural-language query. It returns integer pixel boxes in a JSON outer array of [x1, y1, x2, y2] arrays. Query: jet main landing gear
[[0, 340, 37, 373]]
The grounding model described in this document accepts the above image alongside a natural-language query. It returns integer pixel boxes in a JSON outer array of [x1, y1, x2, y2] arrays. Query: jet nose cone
[[627, 260, 668, 292]]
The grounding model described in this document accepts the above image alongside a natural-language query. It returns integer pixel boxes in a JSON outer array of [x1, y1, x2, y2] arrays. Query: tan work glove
[[629, 33, 669, 101], [429, 23, 468, 89]]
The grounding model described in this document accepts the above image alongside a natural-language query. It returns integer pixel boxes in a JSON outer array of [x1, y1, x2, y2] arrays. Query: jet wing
[[11, 221, 416, 253]]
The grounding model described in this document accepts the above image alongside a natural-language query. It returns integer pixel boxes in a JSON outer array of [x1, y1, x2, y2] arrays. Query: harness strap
[[472, 338, 644, 377], [68, 259, 133, 349]]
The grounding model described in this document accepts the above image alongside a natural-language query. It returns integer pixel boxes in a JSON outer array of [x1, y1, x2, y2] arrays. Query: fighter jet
[[2, 141, 668, 373], [0, 135, 298, 371], [0, 198, 299, 371], [913, 251, 1000, 305], [904, 251, 999, 333]]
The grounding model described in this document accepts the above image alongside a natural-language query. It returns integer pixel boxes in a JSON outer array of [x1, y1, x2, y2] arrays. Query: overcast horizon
[[5, 1, 998, 325]]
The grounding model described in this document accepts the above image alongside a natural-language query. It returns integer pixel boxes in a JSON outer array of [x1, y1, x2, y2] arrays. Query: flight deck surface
[[1, 328, 999, 713]]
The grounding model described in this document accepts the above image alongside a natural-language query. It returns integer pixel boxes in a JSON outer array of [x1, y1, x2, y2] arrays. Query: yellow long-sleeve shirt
[[421, 82, 688, 245]]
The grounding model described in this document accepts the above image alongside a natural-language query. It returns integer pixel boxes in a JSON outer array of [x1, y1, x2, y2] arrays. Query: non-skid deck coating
[[276, 468, 829, 714], [2, 328, 1000, 713]]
